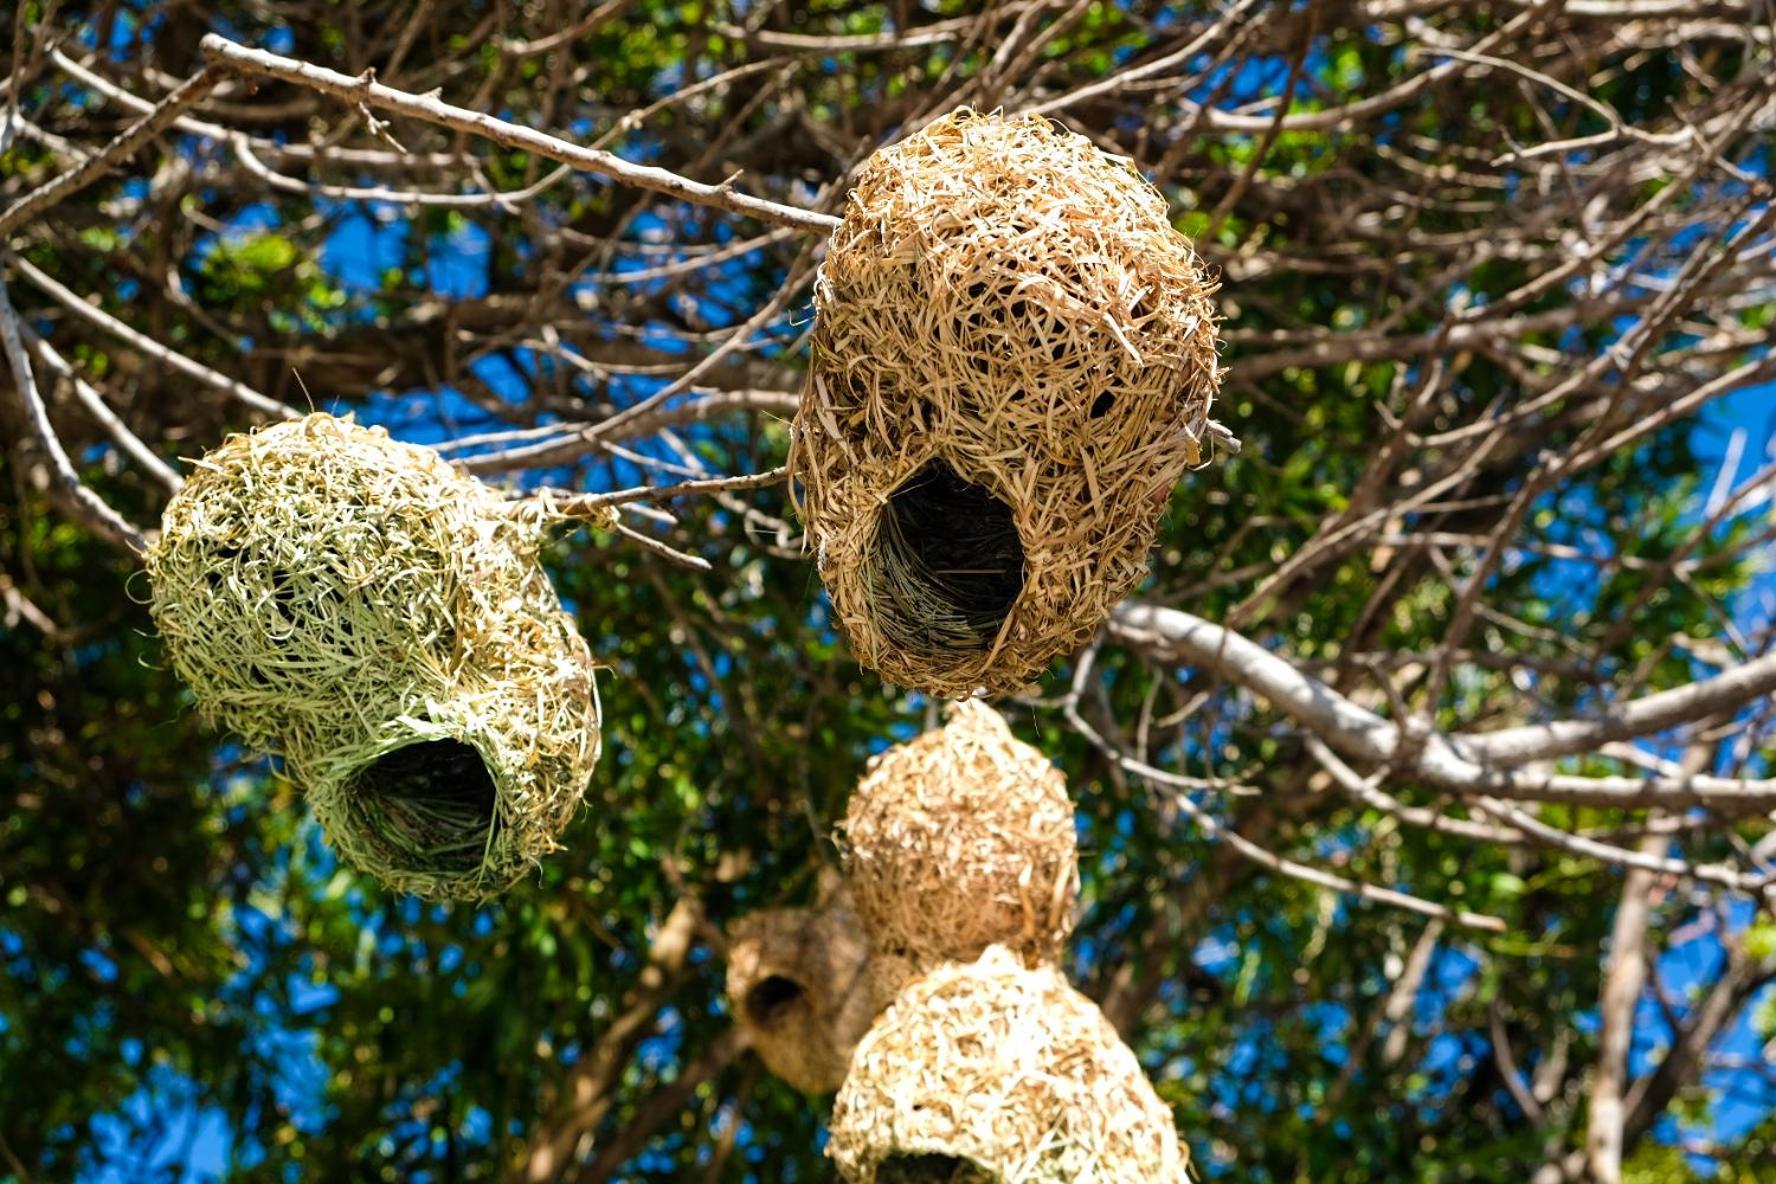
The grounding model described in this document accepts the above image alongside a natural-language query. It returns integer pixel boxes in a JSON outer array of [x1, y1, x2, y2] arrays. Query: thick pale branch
[[1064, 648, 1507, 932], [1110, 604, 1776, 813], [1463, 648, 1776, 765]]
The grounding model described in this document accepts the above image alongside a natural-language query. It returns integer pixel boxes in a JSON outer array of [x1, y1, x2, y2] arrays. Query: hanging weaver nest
[[725, 889, 875, 1093], [829, 947, 1189, 1184], [841, 702, 1077, 1006], [147, 414, 602, 899], [789, 107, 1225, 699]]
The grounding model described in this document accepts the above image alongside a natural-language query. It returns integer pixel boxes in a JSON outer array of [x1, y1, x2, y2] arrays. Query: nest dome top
[[842, 701, 1078, 990], [829, 946, 1189, 1184]]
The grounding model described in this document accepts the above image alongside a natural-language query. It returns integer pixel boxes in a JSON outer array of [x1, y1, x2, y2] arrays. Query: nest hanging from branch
[[841, 702, 1077, 1006], [725, 889, 875, 1093], [790, 107, 1225, 699], [147, 414, 601, 899], [828, 947, 1190, 1184]]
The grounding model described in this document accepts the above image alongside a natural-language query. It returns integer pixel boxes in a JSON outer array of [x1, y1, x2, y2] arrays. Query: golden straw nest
[[841, 702, 1078, 1007], [829, 946, 1189, 1184], [726, 890, 875, 1094], [790, 107, 1223, 699], [147, 414, 601, 899]]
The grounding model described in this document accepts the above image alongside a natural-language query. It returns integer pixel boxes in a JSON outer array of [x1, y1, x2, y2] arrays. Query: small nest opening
[[877, 1154, 996, 1183], [346, 739, 500, 874], [746, 974, 806, 1027], [867, 459, 1025, 654], [725, 896, 875, 1094]]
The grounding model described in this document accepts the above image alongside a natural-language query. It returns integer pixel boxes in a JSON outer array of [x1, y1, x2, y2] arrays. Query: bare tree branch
[[0, 65, 224, 240], [197, 35, 839, 234], [0, 270, 146, 553], [1111, 604, 1776, 813]]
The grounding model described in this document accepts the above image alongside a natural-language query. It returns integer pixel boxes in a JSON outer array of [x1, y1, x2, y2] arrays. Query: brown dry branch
[[0, 271, 148, 553], [520, 897, 704, 1183], [0, 65, 224, 240], [10, 254, 296, 420]]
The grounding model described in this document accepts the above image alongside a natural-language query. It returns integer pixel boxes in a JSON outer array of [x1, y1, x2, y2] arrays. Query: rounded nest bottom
[[829, 947, 1189, 1184], [296, 592, 600, 901]]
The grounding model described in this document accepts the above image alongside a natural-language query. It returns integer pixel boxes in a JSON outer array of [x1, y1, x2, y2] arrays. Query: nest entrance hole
[[876, 1154, 997, 1183], [745, 974, 806, 1027], [868, 459, 1025, 654], [349, 739, 499, 874]]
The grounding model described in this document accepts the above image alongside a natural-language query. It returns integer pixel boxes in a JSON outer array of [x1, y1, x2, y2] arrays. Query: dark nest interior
[[745, 974, 807, 1027], [346, 738, 500, 874], [876, 1153, 998, 1183], [866, 459, 1026, 654]]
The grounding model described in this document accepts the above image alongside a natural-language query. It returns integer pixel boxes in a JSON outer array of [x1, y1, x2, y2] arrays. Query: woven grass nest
[[146, 414, 601, 900], [790, 107, 1224, 699], [829, 946, 1188, 1184], [726, 889, 875, 1094], [841, 702, 1077, 1007]]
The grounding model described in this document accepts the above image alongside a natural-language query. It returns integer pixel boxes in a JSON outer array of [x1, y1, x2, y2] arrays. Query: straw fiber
[[842, 702, 1077, 1005]]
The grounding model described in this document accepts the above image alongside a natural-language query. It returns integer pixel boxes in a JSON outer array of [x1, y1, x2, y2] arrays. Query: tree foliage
[[1, 2, 1772, 1182]]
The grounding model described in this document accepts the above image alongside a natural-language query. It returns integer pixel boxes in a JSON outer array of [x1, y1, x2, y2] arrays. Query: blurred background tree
[[1, 1, 1773, 1181]]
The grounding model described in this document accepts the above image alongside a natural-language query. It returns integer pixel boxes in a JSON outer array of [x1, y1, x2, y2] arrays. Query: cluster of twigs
[[2, 2, 1773, 1179]]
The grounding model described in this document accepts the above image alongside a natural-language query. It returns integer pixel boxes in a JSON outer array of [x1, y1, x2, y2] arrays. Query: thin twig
[[609, 522, 713, 571], [231, 131, 574, 208], [541, 466, 789, 517], [9, 254, 296, 420], [24, 327, 181, 491], [0, 271, 147, 553], [197, 35, 839, 234], [0, 65, 225, 240]]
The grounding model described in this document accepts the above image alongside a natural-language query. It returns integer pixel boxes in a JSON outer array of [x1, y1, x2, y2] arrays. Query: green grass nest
[[147, 414, 601, 900]]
